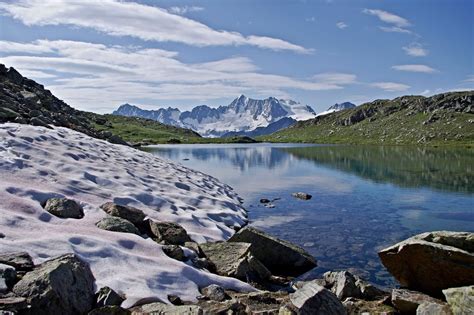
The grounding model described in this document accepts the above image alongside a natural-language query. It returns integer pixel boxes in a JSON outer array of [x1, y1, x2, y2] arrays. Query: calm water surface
[[145, 144, 474, 287]]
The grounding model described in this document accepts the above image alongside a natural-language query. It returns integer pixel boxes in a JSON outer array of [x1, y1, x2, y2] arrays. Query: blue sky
[[0, 0, 472, 113]]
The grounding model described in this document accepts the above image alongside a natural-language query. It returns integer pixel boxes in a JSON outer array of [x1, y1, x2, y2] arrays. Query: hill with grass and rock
[[260, 91, 474, 145]]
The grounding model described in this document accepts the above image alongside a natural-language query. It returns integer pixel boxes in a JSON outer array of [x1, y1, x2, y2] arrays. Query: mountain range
[[113, 96, 355, 137]]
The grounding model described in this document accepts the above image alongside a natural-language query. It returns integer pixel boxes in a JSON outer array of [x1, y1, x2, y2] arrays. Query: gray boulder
[[228, 226, 317, 276], [100, 202, 147, 228], [379, 231, 474, 296], [443, 286, 474, 315], [0, 264, 16, 292], [148, 221, 191, 245], [130, 302, 203, 315], [290, 281, 346, 315], [391, 289, 445, 314], [0, 252, 34, 271], [292, 192, 312, 200], [417, 302, 452, 315], [323, 270, 386, 300], [200, 284, 226, 302], [12, 254, 95, 315], [96, 216, 141, 236], [162, 245, 186, 261], [43, 197, 84, 219], [95, 286, 125, 308]]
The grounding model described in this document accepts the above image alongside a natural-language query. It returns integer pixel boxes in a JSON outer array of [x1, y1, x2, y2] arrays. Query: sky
[[0, 0, 472, 114]]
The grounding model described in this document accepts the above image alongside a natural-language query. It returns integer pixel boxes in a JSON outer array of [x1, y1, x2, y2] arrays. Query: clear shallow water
[[145, 144, 474, 287]]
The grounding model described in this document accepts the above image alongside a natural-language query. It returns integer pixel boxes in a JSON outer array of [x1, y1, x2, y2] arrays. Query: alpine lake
[[144, 144, 474, 288]]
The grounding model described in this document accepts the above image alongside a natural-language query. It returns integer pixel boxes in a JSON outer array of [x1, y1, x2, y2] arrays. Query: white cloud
[[371, 82, 410, 92], [336, 22, 348, 29], [363, 9, 410, 27], [464, 75, 474, 82], [379, 26, 411, 34], [402, 43, 428, 56], [0, 0, 310, 53], [168, 6, 204, 15], [392, 64, 437, 73], [0, 39, 350, 111]]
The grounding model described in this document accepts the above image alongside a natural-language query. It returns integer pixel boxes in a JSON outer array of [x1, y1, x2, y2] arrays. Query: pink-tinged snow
[[0, 123, 253, 307]]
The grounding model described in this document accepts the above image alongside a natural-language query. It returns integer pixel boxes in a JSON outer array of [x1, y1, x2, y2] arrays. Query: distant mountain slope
[[259, 92, 474, 145], [316, 102, 356, 117], [0, 64, 202, 145], [222, 117, 296, 138], [113, 95, 316, 137]]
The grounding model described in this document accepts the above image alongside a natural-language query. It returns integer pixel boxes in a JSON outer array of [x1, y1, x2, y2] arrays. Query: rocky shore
[[1, 198, 472, 315]]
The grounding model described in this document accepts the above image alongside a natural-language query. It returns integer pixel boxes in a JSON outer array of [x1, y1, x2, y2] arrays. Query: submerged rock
[[290, 281, 346, 315], [12, 254, 95, 315], [379, 231, 474, 296], [228, 226, 317, 276], [148, 221, 192, 245], [43, 197, 84, 219], [443, 285, 474, 315], [96, 216, 141, 236], [291, 192, 312, 200]]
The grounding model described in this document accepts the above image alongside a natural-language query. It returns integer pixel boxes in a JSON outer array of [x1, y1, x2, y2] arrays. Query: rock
[[96, 216, 141, 236], [95, 286, 125, 308], [228, 226, 317, 276], [162, 245, 186, 261], [443, 286, 474, 315], [148, 221, 191, 245], [12, 254, 95, 315], [379, 231, 474, 296], [0, 264, 16, 291], [108, 135, 128, 146], [191, 257, 216, 272], [0, 297, 28, 313], [416, 302, 452, 315], [89, 305, 131, 315], [260, 198, 271, 204], [391, 289, 444, 314], [0, 252, 34, 271], [201, 284, 226, 302], [130, 302, 203, 315], [343, 298, 397, 315], [168, 294, 183, 305], [291, 192, 312, 200], [184, 242, 204, 257], [234, 291, 288, 314], [290, 281, 346, 315], [100, 202, 147, 229], [0, 233, 4, 238], [43, 197, 84, 219], [324, 271, 359, 300], [356, 279, 386, 300]]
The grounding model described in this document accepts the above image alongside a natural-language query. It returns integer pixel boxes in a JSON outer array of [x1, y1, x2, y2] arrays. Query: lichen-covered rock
[[96, 216, 141, 236], [391, 289, 445, 314], [228, 226, 317, 277], [95, 286, 125, 308], [12, 254, 95, 315], [416, 302, 452, 315], [99, 202, 147, 228], [290, 281, 346, 315], [148, 221, 192, 245], [0, 252, 34, 271], [379, 231, 474, 296], [43, 197, 84, 219], [201, 284, 226, 302], [442, 285, 474, 315]]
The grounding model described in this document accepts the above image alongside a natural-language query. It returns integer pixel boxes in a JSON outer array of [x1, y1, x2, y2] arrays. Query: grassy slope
[[259, 92, 474, 146]]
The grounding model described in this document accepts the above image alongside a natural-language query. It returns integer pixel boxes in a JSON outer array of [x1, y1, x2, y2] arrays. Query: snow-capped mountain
[[316, 102, 356, 117], [113, 95, 316, 137]]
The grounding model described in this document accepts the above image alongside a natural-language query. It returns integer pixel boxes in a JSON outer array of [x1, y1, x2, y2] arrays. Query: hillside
[[0, 64, 203, 145], [260, 92, 474, 145]]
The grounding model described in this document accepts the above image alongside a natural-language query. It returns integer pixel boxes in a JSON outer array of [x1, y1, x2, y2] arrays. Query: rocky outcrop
[[43, 197, 84, 219], [290, 281, 346, 315], [12, 254, 95, 315], [228, 226, 317, 276], [442, 286, 474, 315], [378, 231, 474, 296], [96, 216, 141, 236]]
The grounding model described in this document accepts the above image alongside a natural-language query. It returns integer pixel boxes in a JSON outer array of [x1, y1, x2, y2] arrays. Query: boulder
[[379, 231, 474, 296], [0, 297, 28, 313], [89, 305, 131, 315], [228, 227, 317, 276], [199, 242, 270, 282], [290, 281, 346, 315], [130, 302, 203, 315], [43, 197, 84, 219], [12, 254, 95, 315], [148, 221, 191, 245], [292, 192, 312, 200], [201, 284, 226, 302], [96, 216, 141, 236], [323, 270, 386, 300], [416, 302, 452, 315], [162, 245, 186, 261], [234, 291, 288, 314], [0, 252, 34, 271], [95, 286, 125, 308], [0, 264, 16, 291], [391, 289, 444, 314], [443, 286, 474, 315], [100, 202, 147, 228], [343, 298, 397, 315]]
